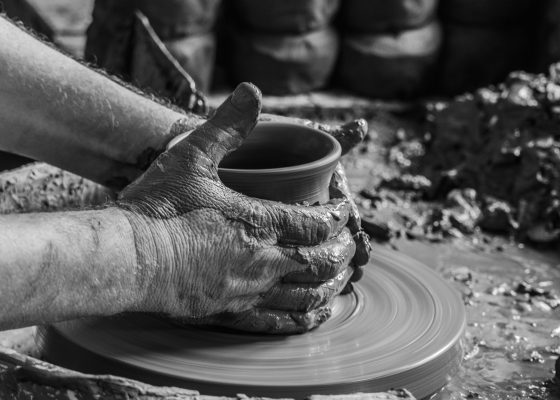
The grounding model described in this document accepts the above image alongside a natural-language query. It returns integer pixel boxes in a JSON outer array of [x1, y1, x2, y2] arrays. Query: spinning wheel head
[[39, 247, 465, 399]]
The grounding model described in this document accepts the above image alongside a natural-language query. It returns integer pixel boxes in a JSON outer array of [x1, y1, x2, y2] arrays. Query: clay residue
[[0, 163, 113, 214], [422, 65, 560, 243], [355, 64, 560, 246]]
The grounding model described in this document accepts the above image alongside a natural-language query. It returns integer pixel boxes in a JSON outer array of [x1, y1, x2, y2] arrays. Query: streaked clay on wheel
[[39, 247, 465, 399]]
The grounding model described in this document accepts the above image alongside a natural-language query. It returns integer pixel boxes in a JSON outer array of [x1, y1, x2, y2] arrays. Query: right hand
[[117, 83, 356, 334]]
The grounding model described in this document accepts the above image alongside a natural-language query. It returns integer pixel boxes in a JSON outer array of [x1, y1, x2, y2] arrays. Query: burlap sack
[[341, 0, 438, 33], [337, 21, 442, 98], [230, 27, 339, 95], [232, 0, 340, 33]]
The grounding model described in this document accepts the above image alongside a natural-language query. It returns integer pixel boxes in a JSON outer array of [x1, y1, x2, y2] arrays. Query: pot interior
[[219, 122, 337, 171]]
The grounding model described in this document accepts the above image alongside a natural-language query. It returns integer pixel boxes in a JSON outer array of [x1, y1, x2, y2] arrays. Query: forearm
[[0, 208, 138, 329], [0, 15, 201, 189]]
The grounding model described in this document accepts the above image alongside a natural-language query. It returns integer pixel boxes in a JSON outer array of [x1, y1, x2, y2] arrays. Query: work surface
[[1, 1, 560, 398]]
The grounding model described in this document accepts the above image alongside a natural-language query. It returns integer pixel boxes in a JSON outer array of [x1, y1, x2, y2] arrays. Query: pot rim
[[218, 121, 341, 176]]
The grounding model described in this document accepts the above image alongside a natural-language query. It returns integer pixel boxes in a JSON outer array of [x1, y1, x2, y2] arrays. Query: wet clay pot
[[218, 122, 341, 204]]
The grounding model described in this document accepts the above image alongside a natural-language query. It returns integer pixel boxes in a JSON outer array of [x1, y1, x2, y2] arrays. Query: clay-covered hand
[[259, 114, 371, 282], [116, 83, 356, 334]]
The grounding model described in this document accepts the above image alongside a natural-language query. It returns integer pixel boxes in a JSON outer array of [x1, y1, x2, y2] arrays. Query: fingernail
[[231, 82, 262, 111]]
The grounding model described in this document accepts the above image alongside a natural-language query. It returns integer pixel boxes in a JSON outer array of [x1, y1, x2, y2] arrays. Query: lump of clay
[[229, 27, 339, 95], [420, 67, 560, 240], [232, 0, 340, 33], [438, 24, 532, 95], [337, 21, 442, 99], [340, 0, 438, 33]]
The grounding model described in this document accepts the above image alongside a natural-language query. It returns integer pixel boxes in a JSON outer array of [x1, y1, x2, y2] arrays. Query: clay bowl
[[217, 121, 341, 204]]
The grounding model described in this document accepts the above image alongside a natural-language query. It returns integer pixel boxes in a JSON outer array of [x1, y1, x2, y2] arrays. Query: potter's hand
[[117, 83, 356, 333], [259, 114, 371, 282]]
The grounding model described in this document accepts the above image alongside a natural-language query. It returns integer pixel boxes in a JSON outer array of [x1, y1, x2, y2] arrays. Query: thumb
[[328, 119, 368, 156], [175, 82, 262, 164], [258, 114, 367, 156]]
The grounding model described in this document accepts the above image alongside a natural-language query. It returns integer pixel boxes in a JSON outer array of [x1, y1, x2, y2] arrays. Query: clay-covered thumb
[[330, 119, 368, 156], [258, 114, 367, 156], [175, 82, 262, 165]]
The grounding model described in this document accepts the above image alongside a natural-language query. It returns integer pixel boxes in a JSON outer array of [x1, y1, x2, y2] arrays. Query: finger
[[259, 266, 353, 312], [265, 198, 352, 246], [330, 163, 361, 233], [260, 114, 367, 156], [329, 164, 372, 268], [195, 227, 353, 300], [350, 266, 364, 283], [280, 228, 355, 283], [200, 305, 333, 334], [351, 230, 371, 269], [351, 266, 364, 282], [172, 82, 262, 164], [327, 119, 368, 156]]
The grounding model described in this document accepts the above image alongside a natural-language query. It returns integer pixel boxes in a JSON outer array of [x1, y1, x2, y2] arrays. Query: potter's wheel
[[38, 247, 465, 399]]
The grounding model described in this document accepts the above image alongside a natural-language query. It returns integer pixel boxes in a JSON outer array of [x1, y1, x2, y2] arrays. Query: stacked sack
[[337, 0, 442, 99], [438, 0, 541, 95], [227, 0, 340, 95], [86, 0, 221, 92]]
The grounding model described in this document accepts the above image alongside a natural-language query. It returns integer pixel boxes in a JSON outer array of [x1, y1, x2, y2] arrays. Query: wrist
[[117, 208, 190, 314], [84, 207, 141, 315]]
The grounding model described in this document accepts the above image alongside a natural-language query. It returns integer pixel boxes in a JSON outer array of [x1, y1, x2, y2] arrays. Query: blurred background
[[3, 0, 559, 103]]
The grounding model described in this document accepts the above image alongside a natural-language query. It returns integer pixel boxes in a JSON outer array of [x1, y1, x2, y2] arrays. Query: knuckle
[[300, 288, 325, 312], [352, 231, 372, 267], [350, 266, 364, 282]]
